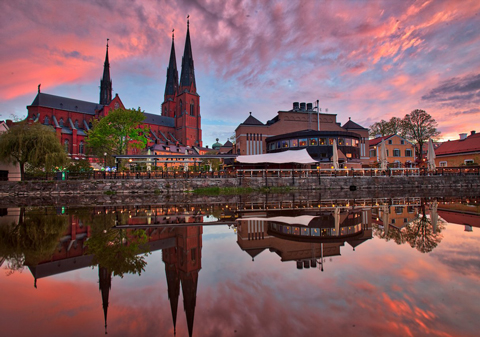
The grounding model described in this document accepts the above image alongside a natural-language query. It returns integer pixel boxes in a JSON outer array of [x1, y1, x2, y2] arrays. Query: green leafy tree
[[86, 107, 149, 166], [0, 208, 68, 274], [0, 122, 69, 179], [402, 109, 440, 158], [79, 211, 150, 277]]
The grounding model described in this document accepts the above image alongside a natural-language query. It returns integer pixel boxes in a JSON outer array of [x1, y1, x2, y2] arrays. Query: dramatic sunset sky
[[1, 0, 479, 147]]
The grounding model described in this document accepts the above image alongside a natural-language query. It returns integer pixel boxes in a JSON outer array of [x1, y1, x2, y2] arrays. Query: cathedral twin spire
[[100, 39, 112, 105], [165, 18, 196, 98]]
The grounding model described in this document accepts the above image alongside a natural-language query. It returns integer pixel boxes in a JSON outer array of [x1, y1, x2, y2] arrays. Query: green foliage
[[67, 158, 93, 174], [0, 122, 69, 179], [0, 208, 69, 273], [79, 211, 150, 278], [86, 107, 149, 164]]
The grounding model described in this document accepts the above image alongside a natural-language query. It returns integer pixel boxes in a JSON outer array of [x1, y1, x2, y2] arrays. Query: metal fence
[[21, 166, 480, 181]]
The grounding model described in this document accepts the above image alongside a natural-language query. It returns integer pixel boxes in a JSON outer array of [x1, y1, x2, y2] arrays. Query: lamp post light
[[104, 152, 107, 179]]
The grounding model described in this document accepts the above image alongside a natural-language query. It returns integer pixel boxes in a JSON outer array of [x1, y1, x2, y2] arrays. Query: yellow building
[[369, 134, 415, 167]]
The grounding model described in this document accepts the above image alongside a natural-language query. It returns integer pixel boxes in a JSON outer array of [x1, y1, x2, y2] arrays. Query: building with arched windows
[[18, 19, 202, 160], [235, 104, 370, 165]]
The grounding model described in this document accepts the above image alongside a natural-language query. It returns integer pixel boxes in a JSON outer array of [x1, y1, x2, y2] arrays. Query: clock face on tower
[[114, 102, 119, 109]]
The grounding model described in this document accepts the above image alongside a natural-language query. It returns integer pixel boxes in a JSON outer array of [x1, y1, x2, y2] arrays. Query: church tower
[[100, 40, 112, 106], [175, 18, 202, 147], [162, 31, 178, 118]]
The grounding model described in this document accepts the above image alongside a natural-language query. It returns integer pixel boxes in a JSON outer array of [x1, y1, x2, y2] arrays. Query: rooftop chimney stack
[[471, 130, 476, 136], [307, 103, 313, 111], [460, 133, 467, 140], [300, 102, 306, 111], [293, 102, 299, 111]]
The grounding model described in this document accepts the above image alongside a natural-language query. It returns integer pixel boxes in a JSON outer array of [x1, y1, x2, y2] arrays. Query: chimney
[[307, 103, 313, 111], [300, 102, 306, 111], [293, 102, 299, 111], [471, 130, 476, 136], [459, 133, 467, 140]]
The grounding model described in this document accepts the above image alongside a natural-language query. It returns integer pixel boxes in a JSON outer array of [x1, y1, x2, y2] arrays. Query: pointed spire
[[99, 266, 112, 335], [165, 30, 178, 98], [179, 16, 196, 93], [100, 39, 112, 105]]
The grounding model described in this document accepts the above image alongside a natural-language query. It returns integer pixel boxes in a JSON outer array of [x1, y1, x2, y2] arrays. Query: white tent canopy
[[237, 215, 318, 226], [236, 149, 317, 164]]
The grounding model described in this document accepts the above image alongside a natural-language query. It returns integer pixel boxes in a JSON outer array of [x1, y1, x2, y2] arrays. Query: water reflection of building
[[236, 208, 372, 270], [16, 206, 203, 336]]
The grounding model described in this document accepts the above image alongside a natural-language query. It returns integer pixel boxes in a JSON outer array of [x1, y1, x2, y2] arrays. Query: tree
[[0, 208, 68, 274], [402, 109, 440, 159], [86, 107, 149, 165], [0, 122, 69, 180], [369, 117, 406, 138]]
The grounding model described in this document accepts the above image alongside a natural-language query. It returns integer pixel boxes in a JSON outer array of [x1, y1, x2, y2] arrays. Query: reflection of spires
[[180, 272, 198, 337], [99, 266, 112, 335], [162, 248, 180, 334]]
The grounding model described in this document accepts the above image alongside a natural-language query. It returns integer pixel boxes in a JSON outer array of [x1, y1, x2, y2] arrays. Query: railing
[[19, 166, 480, 181]]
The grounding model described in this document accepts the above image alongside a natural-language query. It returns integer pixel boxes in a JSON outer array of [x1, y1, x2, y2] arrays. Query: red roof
[[435, 133, 480, 156], [369, 135, 394, 147]]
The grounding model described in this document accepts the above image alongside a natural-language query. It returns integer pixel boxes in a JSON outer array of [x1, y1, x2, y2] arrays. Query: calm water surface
[[1, 195, 479, 337]]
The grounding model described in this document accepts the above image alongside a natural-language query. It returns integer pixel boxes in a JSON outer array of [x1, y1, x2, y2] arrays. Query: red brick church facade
[[22, 20, 202, 160]]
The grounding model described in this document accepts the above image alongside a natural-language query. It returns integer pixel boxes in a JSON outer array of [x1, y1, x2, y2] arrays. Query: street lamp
[[104, 152, 107, 178]]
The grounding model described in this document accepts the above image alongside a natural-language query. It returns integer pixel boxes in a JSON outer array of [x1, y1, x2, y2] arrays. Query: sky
[[1, 0, 480, 147]]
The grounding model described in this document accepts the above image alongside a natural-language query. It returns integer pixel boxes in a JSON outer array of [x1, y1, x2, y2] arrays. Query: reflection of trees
[[74, 209, 151, 278], [373, 202, 445, 253], [0, 208, 68, 273]]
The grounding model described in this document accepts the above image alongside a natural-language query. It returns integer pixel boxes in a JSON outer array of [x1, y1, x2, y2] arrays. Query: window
[[338, 138, 344, 145], [44, 116, 49, 125], [277, 141, 281, 149], [281, 140, 289, 148], [269, 143, 275, 150], [59, 118, 64, 127], [290, 139, 298, 147], [299, 138, 307, 146], [319, 138, 326, 145], [345, 138, 352, 146], [179, 100, 183, 116], [190, 100, 195, 116], [74, 120, 79, 128], [405, 149, 412, 157], [465, 159, 474, 165], [393, 149, 400, 157], [401, 140, 405, 145], [370, 149, 377, 157], [388, 139, 392, 145], [310, 138, 318, 146], [440, 161, 447, 167], [329, 138, 334, 145], [79, 141, 84, 154], [395, 206, 404, 214], [386, 150, 389, 156], [64, 140, 69, 153]]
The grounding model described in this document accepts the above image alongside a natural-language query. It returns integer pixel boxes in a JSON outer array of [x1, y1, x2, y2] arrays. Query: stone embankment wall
[[0, 175, 479, 198]]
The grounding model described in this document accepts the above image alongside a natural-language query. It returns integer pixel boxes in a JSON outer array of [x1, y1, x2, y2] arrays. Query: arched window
[[79, 141, 84, 154], [59, 118, 64, 127], [88, 121, 92, 129], [74, 120, 79, 128], [64, 139, 69, 153], [179, 100, 183, 116], [190, 100, 195, 116], [44, 116, 49, 125]]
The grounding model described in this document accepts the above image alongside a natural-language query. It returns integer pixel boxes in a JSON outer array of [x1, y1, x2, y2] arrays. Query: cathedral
[[23, 19, 202, 160]]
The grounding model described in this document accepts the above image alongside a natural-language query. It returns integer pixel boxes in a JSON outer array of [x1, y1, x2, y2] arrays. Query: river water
[[1, 193, 479, 337]]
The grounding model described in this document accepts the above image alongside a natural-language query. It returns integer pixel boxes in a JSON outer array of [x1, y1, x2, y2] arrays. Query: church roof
[[143, 113, 175, 127], [342, 119, 367, 130], [241, 113, 264, 126], [29, 93, 103, 115]]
